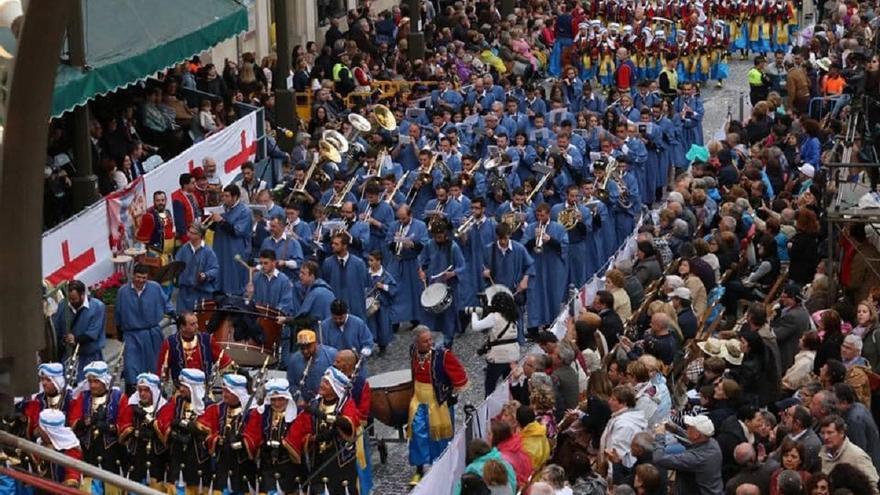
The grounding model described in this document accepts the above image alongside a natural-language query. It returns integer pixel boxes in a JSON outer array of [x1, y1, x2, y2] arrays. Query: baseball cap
[[297, 329, 317, 345], [683, 414, 715, 436], [798, 164, 815, 178]]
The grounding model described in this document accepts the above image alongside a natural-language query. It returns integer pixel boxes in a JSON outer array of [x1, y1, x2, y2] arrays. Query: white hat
[[816, 57, 832, 71], [623, 25, 634, 34], [37, 362, 66, 397], [721, 339, 744, 366], [74, 361, 111, 395], [260, 378, 298, 422], [579, 22, 589, 30], [695, 25, 705, 34], [655, 29, 666, 37], [128, 372, 166, 411], [223, 374, 251, 408], [665, 275, 684, 290], [697, 337, 725, 358], [323, 367, 351, 399], [683, 414, 715, 436], [609, 22, 621, 31], [591, 19, 601, 26], [798, 164, 815, 178], [39, 409, 80, 451], [672, 287, 692, 301], [180, 368, 207, 415]]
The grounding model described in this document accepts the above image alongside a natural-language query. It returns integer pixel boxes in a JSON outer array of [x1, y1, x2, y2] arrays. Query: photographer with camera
[[471, 291, 521, 397]]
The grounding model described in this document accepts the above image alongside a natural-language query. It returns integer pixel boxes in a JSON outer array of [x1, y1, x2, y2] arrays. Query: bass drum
[[195, 299, 285, 367], [367, 369, 413, 428], [420, 283, 452, 314]]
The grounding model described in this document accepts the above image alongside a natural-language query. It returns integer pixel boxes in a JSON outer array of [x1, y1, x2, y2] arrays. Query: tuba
[[372, 104, 397, 132]]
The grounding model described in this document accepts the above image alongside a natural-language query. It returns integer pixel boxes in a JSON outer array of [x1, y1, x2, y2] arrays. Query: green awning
[[29, 0, 247, 118]]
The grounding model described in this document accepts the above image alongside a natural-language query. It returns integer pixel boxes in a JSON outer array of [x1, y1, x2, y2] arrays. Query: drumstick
[[234, 254, 255, 288], [430, 264, 455, 280]]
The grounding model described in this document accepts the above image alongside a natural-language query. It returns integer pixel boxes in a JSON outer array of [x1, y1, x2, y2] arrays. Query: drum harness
[[478, 318, 516, 357]]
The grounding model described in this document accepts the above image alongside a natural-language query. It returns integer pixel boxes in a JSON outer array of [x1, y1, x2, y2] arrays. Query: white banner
[[42, 111, 260, 287]]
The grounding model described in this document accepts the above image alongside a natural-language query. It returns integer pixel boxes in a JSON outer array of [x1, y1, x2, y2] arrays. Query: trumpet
[[455, 215, 478, 239], [535, 222, 547, 253], [394, 224, 406, 256]]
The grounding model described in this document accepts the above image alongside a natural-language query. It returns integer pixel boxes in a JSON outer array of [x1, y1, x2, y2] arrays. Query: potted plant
[[89, 271, 126, 338]]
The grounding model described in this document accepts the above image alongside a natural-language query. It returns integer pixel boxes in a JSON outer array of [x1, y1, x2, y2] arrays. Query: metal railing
[[0, 430, 165, 495]]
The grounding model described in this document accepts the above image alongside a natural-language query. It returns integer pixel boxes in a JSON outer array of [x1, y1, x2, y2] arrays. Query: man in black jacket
[[594, 290, 624, 349]]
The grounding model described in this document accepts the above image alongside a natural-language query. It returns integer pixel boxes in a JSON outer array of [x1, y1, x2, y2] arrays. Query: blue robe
[[623, 136, 650, 207], [615, 170, 642, 244], [494, 202, 535, 241], [53, 297, 106, 379], [575, 94, 607, 115], [674, 96, 705, 155], [551, 202, 594, 287], [260, 234, 304, 280], [318, 189, 357, 209], [285, 219, 313, 257], [633, 91, 660, 112], [174, 242, 220, 313], [367, 268, 397, 348], [115, 281, 173, 384], [423, 198, 464, 227], [459, 170, 487, 199], [403, 170, 443, 219], [482, 240, 534, 340], [642, 120, 665, 204], [465, 89, 496, 111], [286, 345, 338, 402], [280, 279, 336, 366], [523, 221, 569, 327], [358, 200, 395, 254], [320, 315, 375, 362], [394, 142, 422, 172], [585, 198, 615, 263], [386, 219, 429, 324], [667, 113, 686, 172], [522, 97, 547, 117], [321, 253, 371, 320], [482, 241, 535, 291], [317, 220, 370, 260], [418, 239, 467, 343], [459, 218, 498, 307], [431, 89, 464, 112], [213, 201, 253, 295], [252, 270, 294, 314]]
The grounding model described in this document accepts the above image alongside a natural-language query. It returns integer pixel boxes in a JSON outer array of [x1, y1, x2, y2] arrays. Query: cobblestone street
[[367, 58, 753, 495]]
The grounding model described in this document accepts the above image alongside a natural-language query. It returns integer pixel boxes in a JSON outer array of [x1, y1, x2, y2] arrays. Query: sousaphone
[[373, 104, 397, 131]]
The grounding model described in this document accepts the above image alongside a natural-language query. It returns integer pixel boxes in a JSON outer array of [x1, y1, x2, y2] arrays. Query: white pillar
[[254, 0, 271, 60], [288, 0, 318, 49]]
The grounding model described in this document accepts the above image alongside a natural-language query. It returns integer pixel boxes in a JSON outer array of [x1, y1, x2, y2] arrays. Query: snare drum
[[366, 295, 380, 317], [420, 283, 452, 314], [367, 369, 413, 428]]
